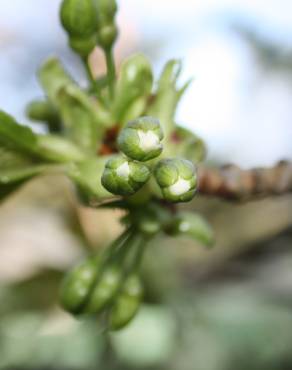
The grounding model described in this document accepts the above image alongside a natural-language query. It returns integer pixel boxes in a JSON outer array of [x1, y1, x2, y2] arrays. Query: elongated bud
[[101, 155, 151, 196], [60, 0, 97, 38], [154, 158, 197, 202], [108, 274, 143, 331], [167, 212, 214, 247], [118, 117, 163, 161], [85, 265, 122, 314], [59, 256, 99, 314]]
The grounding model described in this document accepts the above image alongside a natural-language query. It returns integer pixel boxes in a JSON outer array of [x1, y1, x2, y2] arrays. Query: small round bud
[[118, 117, 164, 161], [60, 0, 97, 38], [95, 0, 117, 19], [101, 155, 151, 196], [69, 34, 97, 57], [154, 158, 197, 202], [96, 23, 118, 49]]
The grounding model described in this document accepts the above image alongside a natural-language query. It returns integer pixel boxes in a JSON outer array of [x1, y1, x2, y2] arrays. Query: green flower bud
[[94, 0, 117, 19], [60, 256, 99, 314], [69, 34, 97, 57], [85, 265, 122, 314], [93, 0, 118, 49], [154, 158, 197, 202], [101, 155, 151, 196], [168, 212, 214, 247], [60, 0, 97, 38], [118, 117, 163, 161], [109, 274, 143, 331], [96, 23, 118, 49]]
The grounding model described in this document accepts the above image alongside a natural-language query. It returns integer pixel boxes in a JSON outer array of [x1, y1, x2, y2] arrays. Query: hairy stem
[[198, 160, 292, 201]]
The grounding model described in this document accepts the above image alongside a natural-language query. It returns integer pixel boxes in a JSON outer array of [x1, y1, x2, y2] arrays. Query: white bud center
[[116, 162, 130, 178], [169, 178, 191, 196], [137, 130, 160, 152]]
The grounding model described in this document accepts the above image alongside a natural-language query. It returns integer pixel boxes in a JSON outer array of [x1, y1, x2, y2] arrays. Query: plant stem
[[105, 48, 116, 99], [83, 56, 95, 86]]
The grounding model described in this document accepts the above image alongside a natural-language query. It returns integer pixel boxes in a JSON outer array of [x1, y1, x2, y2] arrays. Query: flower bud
[[101, 155, 151, 196], [60, 0, 97, 38], [94, 0, 118, 49], [118, 117, 163, 161], [85, 265, 122, 314], [96, 23, 118, 49], [59, 256, 99, 314], [154, 158, 197, 202], [69, 34, 97, 57], [108, 274, 143, 331], [167, 212, 214, 247]]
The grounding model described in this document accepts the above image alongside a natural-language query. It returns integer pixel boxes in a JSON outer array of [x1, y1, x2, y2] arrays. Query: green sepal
[[108, 274, 143, 331], [59, 255, 100, 314]]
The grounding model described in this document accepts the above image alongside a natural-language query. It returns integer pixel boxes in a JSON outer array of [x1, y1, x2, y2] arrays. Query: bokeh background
[[0, 0, 292, 369]]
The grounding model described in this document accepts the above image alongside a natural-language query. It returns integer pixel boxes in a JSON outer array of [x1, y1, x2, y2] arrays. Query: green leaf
[[0, 110, 38, 156], [165, 125, 207, 163], [66, 157, 112, 205], [38, 58, 113, 153], [0, 164, 49, 202], [36, 134, 87, 163], [38, 57, 74, 107], [57, 84, 111, 153], [147, 60, 192, 137], [114, 53, 153, 125]]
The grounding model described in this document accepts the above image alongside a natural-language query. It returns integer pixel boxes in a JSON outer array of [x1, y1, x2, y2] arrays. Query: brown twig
[[198, 160, 292, 201]]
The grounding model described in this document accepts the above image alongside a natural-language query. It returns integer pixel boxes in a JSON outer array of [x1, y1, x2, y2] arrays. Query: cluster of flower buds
[[60, 230, 144, 331], [60, 0, 118, 57], [101, 116, 198, 203]]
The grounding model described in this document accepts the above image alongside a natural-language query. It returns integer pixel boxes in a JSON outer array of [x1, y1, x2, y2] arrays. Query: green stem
[[83, 57, 95, 87], [82, 57, 110, 107], [105, 48, 116, 99]]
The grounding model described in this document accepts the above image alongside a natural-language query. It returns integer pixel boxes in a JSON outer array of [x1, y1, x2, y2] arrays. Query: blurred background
[[1, 0, 292, 369]]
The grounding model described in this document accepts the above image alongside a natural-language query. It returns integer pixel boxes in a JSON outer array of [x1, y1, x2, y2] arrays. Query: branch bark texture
[[198, 161, 292, 201]]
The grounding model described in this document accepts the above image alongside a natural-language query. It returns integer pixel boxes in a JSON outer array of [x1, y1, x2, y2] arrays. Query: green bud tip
[[60, 0, 97, 38], [101, 155, 151, 196], [118, 116, 164, 161], [154, 158, 197, 202]]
